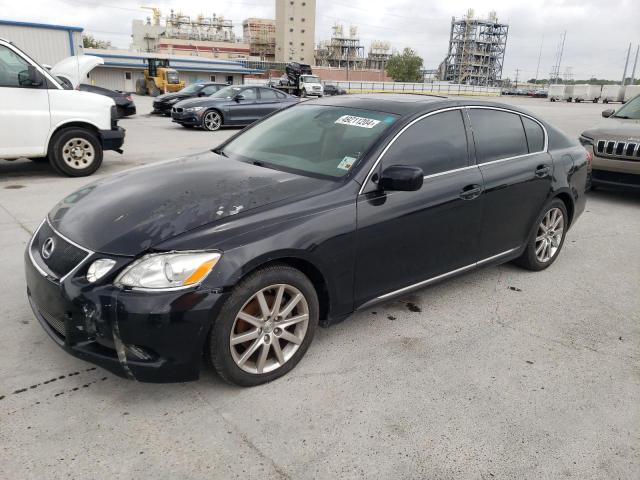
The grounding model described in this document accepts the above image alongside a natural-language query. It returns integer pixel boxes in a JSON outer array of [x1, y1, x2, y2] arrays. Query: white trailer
[[548, 84, 574, 102], [601, 85, 625, 103], [573, 84, 602, 103], [623, 85, 640, 103]]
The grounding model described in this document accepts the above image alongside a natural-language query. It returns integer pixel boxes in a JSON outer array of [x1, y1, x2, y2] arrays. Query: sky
[[2, 0, 639, 80]]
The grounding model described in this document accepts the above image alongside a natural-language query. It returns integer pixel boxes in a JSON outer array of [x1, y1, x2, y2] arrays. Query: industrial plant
[[439, 9, 509, 86]]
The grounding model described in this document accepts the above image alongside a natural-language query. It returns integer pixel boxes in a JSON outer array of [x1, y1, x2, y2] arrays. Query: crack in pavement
[[0, 201, 34, 236]]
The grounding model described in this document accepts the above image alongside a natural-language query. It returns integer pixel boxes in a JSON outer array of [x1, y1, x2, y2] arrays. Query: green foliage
[[385, 48, 423, 82], [82, 34, 111, 49]]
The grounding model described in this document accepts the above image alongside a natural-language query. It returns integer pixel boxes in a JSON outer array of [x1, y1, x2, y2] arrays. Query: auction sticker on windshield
[[335, 115, 381, 128]]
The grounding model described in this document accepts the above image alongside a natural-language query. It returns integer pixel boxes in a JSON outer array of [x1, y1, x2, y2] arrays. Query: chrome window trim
[[464, 105, 549, 162], [373, 247, 519, 302], [358, 107, 465, 195], [358, 105, 549, 194]]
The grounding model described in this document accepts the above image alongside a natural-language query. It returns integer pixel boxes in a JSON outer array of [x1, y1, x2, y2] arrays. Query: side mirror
[[602, 109, 615, 118], [379, 165, 424, 192], [197, 91, 207, 97], [234, 94, 245, 102], [18, 65, 44, 88]]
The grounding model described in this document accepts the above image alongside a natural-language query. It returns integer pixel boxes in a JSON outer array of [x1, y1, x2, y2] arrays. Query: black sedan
[[152, 82, 227, 115], [25, 94, 588, 386], [171, 85, 298, 131], [323, 84, 347, 96], [78, 84, 136, 117]]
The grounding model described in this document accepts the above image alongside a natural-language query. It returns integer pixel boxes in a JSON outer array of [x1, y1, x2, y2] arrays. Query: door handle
[[535, 165, 551, 178], [459, 184, 482, 200]]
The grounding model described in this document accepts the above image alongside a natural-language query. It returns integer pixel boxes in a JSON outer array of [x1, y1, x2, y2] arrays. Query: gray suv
[[580, 94, 640, 191]]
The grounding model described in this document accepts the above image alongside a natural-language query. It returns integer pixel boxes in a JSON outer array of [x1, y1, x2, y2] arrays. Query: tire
[[208, 264, 319, 387], [149, 84, 161, 97], [201, 110, 223, 131], [48, 128, 103, 177], [301, 89, 308, 98], [514, 198, 569, 271], [135, 79, 146, 96], [550, 98, 556, 102], [603, 99, 609, 104]]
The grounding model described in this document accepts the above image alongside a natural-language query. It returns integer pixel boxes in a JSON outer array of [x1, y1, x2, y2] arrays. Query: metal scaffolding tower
[[442, 10, 509, 86]]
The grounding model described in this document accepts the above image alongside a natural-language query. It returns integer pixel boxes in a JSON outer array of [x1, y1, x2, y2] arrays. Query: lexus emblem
[[41, 237, 56, 259]]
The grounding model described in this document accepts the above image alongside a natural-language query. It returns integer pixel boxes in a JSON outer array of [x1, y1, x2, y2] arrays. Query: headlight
[[115, 251, 221, 290], [185, 106, 204, 112], [87, 258, 116, 283]]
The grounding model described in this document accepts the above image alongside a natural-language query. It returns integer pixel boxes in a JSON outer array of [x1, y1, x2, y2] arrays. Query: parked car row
[[501, 88, 548, 98]]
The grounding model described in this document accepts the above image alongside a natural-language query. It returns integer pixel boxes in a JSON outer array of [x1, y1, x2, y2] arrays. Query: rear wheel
[[149, 84, 161, 97], [514, 199, 568, 271], [135, 79, 146, 95], [209, 265, 319, 386], [202, 110, 223, 131], [49, 128, 103, 177]]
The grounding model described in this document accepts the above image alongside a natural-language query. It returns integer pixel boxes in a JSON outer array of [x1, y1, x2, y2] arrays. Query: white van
[[0, 38, 125, 176]]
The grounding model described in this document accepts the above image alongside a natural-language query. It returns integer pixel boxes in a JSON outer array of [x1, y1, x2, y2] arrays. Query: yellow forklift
[[135, 58, 185, 96]]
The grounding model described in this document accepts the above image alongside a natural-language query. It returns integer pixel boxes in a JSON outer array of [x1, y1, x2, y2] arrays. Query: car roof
[[311, 93, 542, 119]]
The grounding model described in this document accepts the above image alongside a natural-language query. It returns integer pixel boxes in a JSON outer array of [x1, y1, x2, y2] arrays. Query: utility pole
[[514, 68, 521, 88], [534, 35, 544, 84], [622, 43, 631, 85], [631, 44, 639, 84]]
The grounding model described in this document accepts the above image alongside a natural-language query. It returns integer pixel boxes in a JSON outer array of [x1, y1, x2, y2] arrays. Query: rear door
[[227, 87, 259, 124], [466, 107, 552, 259], [355, 108, 484, 305], [0, 43, 50, 158]]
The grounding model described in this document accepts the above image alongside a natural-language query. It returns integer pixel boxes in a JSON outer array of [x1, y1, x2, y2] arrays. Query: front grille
[[39, 306, 66, 337], [596, 139, 640, 159], [31, 221, 90, 279]]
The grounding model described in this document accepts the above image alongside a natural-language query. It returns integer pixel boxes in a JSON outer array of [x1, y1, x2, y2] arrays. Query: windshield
[[180, 84, 204, 94], [302, 75, 320, 83], [167, 71, 179, 84], [222, 104, 398, 178], [211, 86, 241, 99], [613, 95, 640, 119]]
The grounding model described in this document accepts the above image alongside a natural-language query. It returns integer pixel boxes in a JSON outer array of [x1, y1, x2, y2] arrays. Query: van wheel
[[49, 128, 103, 177], [514, 199, 568, 271], [208, 264, 319, 386]]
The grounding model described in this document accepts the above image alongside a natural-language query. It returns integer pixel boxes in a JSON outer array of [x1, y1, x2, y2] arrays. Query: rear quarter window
[[522, 116, 545, 152]]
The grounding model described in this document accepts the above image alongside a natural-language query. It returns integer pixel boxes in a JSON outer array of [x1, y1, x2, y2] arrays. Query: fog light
[[87, 259, 116, 283]]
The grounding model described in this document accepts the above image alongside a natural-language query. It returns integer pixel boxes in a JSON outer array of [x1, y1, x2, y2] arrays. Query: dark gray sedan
[[171, 85, 299, 131]]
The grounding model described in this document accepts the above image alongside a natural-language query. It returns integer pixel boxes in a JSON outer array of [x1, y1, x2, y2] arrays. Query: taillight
[[585, 149, 593, 172]]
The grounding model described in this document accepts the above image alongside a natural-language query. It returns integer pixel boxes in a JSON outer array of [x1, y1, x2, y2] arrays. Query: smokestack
[[631, 44, 639, 84]]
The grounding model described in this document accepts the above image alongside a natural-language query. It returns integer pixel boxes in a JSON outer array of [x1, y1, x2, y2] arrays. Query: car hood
[[48, 152, 333, 256], [583, 117, 640, 139], [155, 92, 190, 102], [50, 55, 104, 89], [176, 97, 229, 109]]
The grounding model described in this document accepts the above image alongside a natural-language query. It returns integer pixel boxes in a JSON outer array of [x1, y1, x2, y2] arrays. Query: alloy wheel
[[204, 111, 222, 131], [62, 138, 95, 170], [230, 284, 310, 374], [535, 207, 564, 263]]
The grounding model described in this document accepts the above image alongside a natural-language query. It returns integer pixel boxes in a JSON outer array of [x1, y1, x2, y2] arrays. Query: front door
[[355, 109, 484, 306], [466, 107, 553, 259], [0, 43, 50, 158], [227, 87, 259, 124]]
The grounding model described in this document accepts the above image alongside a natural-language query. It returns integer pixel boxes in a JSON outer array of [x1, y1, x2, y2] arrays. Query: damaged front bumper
[[25, 249, 228, 383]]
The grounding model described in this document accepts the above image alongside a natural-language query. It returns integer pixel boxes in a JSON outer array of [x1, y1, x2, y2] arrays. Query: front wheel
[[514, 199, 568, 271], [202, 110, 222, 131], [48, 128, 103, 177], [208, 265, 319, 386]]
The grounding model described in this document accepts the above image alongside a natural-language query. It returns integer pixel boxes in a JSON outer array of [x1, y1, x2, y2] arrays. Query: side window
[[468, 109, 529, 163], [382, 110, 469, 176], [522, 116, 545, 152], [0, 45, 31, 88], [240, 88, 257, 100], [259, 88, 279, 100]]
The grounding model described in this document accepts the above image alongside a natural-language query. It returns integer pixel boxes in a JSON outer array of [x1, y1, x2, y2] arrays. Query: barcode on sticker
[[335, 115, 381, 128]]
